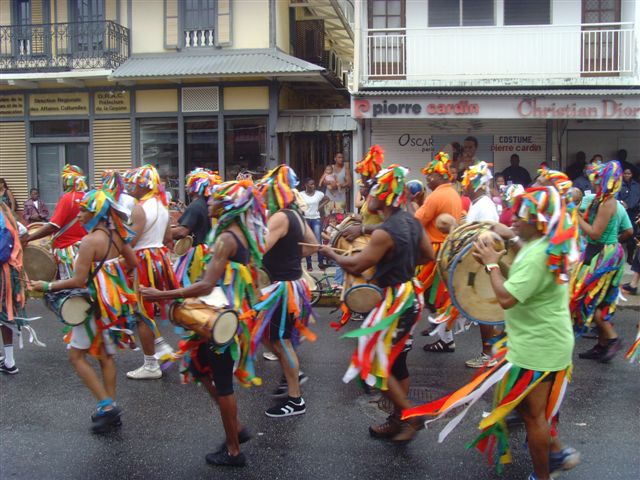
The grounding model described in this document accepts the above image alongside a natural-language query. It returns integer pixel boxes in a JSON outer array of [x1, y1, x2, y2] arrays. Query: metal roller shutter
[[93, 119, 132, 185], [0, 122, 28, 211]]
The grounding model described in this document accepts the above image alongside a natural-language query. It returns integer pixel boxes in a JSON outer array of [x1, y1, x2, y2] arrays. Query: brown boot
[[369, 414, 402, 439], [390, 417, 424, 444]]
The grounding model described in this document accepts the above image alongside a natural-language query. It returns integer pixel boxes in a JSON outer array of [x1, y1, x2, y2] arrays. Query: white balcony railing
[[365, 23, 635, 80], [184, 28, 214, 48]]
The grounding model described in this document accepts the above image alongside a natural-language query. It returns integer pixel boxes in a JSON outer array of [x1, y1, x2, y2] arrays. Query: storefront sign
[[29, 93, 89, 116], [0, 94, 24, 116], [94, 91, 130, 114], [491, 135, 545, 173], [353, 97, 640, 120]]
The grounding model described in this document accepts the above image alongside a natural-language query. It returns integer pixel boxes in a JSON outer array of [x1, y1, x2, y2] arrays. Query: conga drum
[[44, 289, 93, 326], [173, 235, 193, 256], [437, 221, 514, 325], [169, 299, 239, 347], [23, 245, 57, 298], [27, 222, 52, 248]]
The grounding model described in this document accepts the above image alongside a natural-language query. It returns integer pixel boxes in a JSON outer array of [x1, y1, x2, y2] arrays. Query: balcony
[[0, 21, 130, 73], [363, 22, 636, 86]]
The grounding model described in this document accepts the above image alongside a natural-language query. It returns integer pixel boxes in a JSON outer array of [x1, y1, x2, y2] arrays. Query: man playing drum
[[125, 164, 179, 380], [31, 190, 139, 433], [141, 180, 267, 467], [321, 165, 434, 443], [23, 165, 88, 279], [171, 168, 221, 286], [414, 152, 463, 352], [254, 165, 318, 418], [403, 186, 581, 480]]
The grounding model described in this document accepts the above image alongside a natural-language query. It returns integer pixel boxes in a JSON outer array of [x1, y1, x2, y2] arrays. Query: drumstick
[[298, 242, 349, 253]]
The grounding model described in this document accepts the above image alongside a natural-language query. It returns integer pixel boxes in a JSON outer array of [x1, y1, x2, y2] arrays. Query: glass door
[[72, 0, 105, 56], [34, 143, 89, 209]]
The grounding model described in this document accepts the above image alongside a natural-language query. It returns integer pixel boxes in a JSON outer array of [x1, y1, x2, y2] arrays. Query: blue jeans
[[334, 266, 344, 285], [305, 218, 323, 267]]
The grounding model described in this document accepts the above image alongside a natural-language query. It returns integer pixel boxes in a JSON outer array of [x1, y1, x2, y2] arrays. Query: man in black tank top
[[321, 165, 434, 444], [255, 165, 318, 419], [141, 181, 268, 467]]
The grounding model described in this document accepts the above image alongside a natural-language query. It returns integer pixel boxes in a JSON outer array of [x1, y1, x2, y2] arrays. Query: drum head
[[211, 310, 239, 346], [174, 236, 193, 256], [60, 295, 92, 326], [344, 284, 383, 314], [257, 269, 271, 290], [448, 243, 514, 325], [23, 245, 57, 282]]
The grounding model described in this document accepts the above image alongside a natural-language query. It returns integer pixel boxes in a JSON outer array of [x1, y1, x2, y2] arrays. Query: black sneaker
[[0, 360, 19, 375], [578, 343, 606, 360], [91, 406, 122, 434], [215, 427, 254, 453], [91, 404, 123, 425], [271, 373, 309, 398], [205, 448, 246, 467], [600, 338, 623, 363], [265, 397, 306, 418]]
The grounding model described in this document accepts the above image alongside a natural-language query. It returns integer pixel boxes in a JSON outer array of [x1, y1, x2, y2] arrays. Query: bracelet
[[484, 263, 500, 273], [507, 236, 521, 246], [43, 281, 51, 292]]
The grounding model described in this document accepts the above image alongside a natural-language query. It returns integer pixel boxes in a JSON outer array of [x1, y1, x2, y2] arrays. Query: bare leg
[[269, 339, 300, 397], [1, 325, 13, 345], [202, 380, 245, 435], [386, 375, 412, 412], [218, 394, 241, 456], [480, 324, 496, 356], [97, 351, 117, 400], [517, 380, 554, 480], [137, 320, 156, 356], [593, 308, 617, 344], [68, 348, 110, 402]]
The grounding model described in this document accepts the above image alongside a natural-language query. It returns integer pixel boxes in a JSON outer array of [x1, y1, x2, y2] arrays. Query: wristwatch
[[484, 263, 500, 274]]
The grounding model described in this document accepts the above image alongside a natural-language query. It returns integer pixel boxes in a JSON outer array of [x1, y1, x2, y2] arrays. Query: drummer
[[124, 164, 179, 380], [22, 165, 88, 279], [171, 168, 221, 286], [30, 189, 139, 433], [414, 152, 463, 351], [320, 165, 434, 443], [141, 180, 267, 467]]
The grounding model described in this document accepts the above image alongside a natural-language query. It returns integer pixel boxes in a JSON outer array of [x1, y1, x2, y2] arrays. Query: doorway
[[34, 143, 89, 209]]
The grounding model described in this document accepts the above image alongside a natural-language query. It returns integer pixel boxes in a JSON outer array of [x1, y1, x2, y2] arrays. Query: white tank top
[[135, 197, 168, 250]]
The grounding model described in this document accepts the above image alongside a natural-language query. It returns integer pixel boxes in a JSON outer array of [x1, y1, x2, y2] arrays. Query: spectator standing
[[566, 151, 586, 181], [501, 154, 532, 186], [331, 152, 351, 213], [573, 163, 594, 193], [618, 167, 640, 263], [22, 188, 50, 224], [0, 178, 16, 212], [299, 178, 328, 271]]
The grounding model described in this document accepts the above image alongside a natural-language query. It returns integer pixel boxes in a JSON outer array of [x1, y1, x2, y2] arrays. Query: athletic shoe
[[271, 373, 309, 397], [600, 338, 623, 363], [369, 414, 402, 439], [91, 405, 123, 425], [528, 475, 539, 480], [206, 448, 246, 467], [154, 337, 174, 360], [215, 427, 253, 454], [550, 446, 581, 477], [423, 339, 455, 353], [91, 406, 122, 434], [265, 397, 306, 418], [621, 283, 638, 295], [578, 343, 606, 360], [126, 364, 162, 380], [465, 353, 497, 369], [0, 360, 18, 375], [262, 351, 278, 361]]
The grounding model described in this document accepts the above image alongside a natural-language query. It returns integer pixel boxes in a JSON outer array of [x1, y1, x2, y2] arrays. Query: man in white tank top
[[125, 165, 179, 380]]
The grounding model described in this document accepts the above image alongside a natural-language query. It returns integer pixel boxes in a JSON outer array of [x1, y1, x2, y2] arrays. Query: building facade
[[0, 0, 355, 211], [351, 0, 640, 181]]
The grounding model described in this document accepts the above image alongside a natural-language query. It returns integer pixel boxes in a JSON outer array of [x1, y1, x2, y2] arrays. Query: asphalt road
[[1, 301, 639, 480]]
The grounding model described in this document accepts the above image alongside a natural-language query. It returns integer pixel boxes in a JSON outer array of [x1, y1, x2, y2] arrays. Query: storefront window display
[[139, 119, 179, 201], [224, 116, 267, 180], [186, 118, 219, 174]]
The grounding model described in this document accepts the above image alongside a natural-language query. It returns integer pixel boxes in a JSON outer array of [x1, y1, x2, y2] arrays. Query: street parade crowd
[[1, 146, 639, 480]]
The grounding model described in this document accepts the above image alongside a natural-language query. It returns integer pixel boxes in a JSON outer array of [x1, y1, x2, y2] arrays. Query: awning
[[276, 109, 357, 132], [111, 48, 324, 80], [355, 88, 640, 97]]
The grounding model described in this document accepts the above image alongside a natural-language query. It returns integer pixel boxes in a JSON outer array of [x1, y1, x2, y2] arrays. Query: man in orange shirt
[[415, 152, 463, 353]]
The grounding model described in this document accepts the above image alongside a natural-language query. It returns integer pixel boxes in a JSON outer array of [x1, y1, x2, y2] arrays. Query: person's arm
[[342, 222, 381, 242], [300, 215, 318, 257], [320, 229, 393, 275], [354, 191, 364, 209], [343, 164, 352, 189], [619, 228, 633, 242], [41, 201, 50, 220], [491, 222, 523, 254], [414, 196, 436, 230], [7, 190, 16, 211], [172, 225, 190, 239], [578, 198, 616, 241], [318, 194, 330, 212], [472, 239, 517, 309], [22, 201, 32, 223], [129, 204, 146, 248], [140, 233, 236, 301], [163, 220, 173, 246], [31, 236, 95, 292], [264, 211, 288, 252], [121, 241, 138, 273], [22, 222, 57, 244], [417, 229, 435, 265]]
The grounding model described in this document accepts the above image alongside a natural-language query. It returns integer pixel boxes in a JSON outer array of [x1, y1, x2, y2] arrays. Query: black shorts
[[268, 304, 295, 341], [391, 300, 420, 353], [189, 343, 235, 396]]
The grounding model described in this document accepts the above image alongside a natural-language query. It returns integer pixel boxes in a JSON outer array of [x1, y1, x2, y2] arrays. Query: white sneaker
[[126, 365, 162, 380], [465, 353, 497, 369], [263, 351, 278, 361], [154, 338, 174, 361]]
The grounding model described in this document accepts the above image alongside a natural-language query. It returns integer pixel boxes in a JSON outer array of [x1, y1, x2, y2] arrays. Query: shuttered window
[[93, 119, 132, 185], [0, 122, 28, 211], [164, 0, 232, 49]]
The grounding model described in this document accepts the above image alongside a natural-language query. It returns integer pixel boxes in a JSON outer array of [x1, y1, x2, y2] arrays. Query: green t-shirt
[[580, 194, 631, 244], [503, 238, 574, 371]]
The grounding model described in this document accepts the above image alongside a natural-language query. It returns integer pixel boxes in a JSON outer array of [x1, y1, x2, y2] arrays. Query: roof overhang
[[276, 109, 357, 132]]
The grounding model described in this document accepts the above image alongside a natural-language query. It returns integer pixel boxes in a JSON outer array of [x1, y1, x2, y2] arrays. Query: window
[[504, 0, 551, 26], [368, 0, 406, 77], [183, 0, 216, 47], [428, 0, 494, 27], [139, 119, 179, 200], [224, 117, 267, 180], [186, 118, 219, 174], [32, 120, 90, 137]]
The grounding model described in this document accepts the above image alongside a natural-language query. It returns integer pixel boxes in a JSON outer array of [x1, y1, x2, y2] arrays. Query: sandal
[[423, 339, 455, 353]]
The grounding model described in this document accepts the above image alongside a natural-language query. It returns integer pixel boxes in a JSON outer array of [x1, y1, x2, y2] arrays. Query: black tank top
[[373, 210, 423, 288], [226, 230, 249, 264], [263, 209, 303, 281]]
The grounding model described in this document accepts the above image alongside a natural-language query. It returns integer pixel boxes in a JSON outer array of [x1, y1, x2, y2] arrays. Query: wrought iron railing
[[0, 20, 130, 72]]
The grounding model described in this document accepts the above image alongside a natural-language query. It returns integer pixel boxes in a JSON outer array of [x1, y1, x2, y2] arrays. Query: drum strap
[[51, 217, 78, 243], [87, 229, 114, 285]]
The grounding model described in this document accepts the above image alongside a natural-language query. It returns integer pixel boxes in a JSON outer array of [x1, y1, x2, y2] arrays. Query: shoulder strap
[[286, 208, 306, 237]]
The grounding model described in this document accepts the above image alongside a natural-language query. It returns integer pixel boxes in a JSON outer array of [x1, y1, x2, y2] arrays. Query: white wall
[[564, 120, 640, 166]]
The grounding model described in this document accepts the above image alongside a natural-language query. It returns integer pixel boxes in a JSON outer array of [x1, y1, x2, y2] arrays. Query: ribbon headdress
[[512, 186, 578, 283], [422, 152, 454, 180], [584, 160, 622, 222], [370, 164, 409, 208], [537, 167, 573, 196], [125, 164, 167, 205], [100, 170, 126, 200], [502, 184, 525, 208], [79, 189, 135, 243], [461, 161, 493, 192], [61, 164, 88, 193], [356, 145, 384, 181], [257, 164, 299, 216], [186, 168, 222, 197]]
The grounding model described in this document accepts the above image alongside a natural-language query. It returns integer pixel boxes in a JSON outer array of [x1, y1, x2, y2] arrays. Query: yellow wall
[[0, 0, 11, 24], [131, 0, 165, 53], [276, 0, 290, 53], [136, 89, 178, 112], [0, 122, 28, 209], [55, 0, 68, 22], [233, 0, 269, 48], [224, 86, 269, 110], [106, 0, 117, 21], [119, 0, 128, 26]]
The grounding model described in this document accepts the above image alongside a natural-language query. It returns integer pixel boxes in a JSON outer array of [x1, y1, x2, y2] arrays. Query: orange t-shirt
[[415, 183, 463, 243]]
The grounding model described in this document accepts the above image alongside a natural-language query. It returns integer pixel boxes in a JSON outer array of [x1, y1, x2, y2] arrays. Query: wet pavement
[[1, 300, 639, 480]]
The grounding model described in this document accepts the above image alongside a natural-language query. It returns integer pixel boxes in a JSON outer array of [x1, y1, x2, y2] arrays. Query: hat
[[370, 164, 409, 208], [61, 164, 87, 193], [461, 161, 493, 192], [356, 145, 384, 179], [422, 152, 453, 180], [186, 168, 222, 197], [257, 164, 299, 215]]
